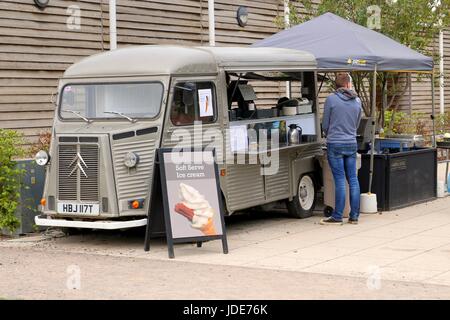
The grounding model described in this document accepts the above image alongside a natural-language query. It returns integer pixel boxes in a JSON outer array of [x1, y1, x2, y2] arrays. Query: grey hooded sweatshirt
[[322, 88, 363, 144]]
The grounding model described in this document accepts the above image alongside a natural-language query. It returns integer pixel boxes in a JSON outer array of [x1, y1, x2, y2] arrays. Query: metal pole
[[439, 29, 445, 114], [369, 65, 378, 194], [432, 72, 436, 148], [408, 73, 412, 115], [208, 0, 215, 46], [382, 76, 387, 129], [109, 0, 117, 50], [284, 0, 291, 97]]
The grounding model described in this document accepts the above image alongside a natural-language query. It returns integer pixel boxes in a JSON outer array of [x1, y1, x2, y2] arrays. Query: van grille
[[58, 143, 99, 202], [80, 145, 99, 201], [58, 145, 77, 201]]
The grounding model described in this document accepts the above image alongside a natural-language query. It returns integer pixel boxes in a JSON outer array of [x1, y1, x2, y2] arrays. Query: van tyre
[[287, 174, 317, 219]]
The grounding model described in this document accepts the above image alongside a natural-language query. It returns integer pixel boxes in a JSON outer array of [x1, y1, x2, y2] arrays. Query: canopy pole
[[368, 65, 378, 194], [439, 28, 445, 114], [381, 74, 387, 129], [317, 73, 326, 96], [408, 73, 412, 115], [431, 72, 436, 148], [284, 0, 290, 98]]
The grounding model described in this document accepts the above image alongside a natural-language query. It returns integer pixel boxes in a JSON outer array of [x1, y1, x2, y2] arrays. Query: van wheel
[[286, 174, 317, 219]]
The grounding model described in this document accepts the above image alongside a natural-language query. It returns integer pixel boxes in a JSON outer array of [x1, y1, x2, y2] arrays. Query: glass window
[[60, 82, 164, 120], [170, 82, 216, 126]]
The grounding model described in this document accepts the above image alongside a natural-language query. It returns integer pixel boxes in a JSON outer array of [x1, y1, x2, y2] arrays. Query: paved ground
[[1, 246, 449, 300], [0, 164, 449, 299]]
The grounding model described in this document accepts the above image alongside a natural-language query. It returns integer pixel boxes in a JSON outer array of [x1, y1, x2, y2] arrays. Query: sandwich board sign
[[144, 148, 228, 258]]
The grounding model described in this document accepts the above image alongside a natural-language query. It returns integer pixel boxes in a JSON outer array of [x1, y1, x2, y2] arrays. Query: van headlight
[[35, 150, 50, 166], [124, 152, 140, 168]]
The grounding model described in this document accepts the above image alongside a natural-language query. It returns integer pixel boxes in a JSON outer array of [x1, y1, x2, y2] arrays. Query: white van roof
[[63, 45, 317, 78]]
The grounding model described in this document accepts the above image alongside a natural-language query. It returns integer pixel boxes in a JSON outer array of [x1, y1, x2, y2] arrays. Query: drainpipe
[[284, 0, 290, 27], [208, 0, 215, 46], [439, 28, 445, 114], [284, 0, 290, 97], [109, 0, 117, 50]]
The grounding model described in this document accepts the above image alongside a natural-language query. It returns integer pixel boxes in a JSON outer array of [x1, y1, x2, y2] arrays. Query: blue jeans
[[327, 143, 360, 221]]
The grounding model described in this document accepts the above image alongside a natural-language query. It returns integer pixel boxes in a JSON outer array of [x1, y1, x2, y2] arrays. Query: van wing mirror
[[181, 82, 196, 106]]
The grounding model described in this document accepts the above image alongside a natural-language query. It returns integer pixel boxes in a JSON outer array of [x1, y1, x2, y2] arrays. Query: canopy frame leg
[[368, 65, 378, 194], [431, 72, 436, 148]]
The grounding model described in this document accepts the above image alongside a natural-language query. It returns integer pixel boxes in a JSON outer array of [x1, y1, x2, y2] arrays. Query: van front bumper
[[35, 215, 147, 230]]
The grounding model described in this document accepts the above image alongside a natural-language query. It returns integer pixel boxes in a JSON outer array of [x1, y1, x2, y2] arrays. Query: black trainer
[[348, 218, 359, 225], [320, 217, 343, 225]]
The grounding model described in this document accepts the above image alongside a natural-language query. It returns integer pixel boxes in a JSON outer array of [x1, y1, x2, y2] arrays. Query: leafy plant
[[383, 110, 432, 137], [0, 129, 25, 233], [29, 130, 52, 158], [435, 112, 450, 134], [384, 110, 406, 134], [399, 112, 428, 135]]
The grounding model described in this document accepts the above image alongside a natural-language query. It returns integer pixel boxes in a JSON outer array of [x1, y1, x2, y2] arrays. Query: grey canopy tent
[[253, 12, 433, 72], [253, 12, 435, 194]]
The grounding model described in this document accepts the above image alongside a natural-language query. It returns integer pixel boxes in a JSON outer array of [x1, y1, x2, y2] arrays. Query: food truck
[[34, 45, 322, 229]]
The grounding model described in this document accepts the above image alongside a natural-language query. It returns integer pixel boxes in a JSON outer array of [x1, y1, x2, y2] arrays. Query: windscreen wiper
[[104, 111, 137, 123], [64, 109, 92, 123]]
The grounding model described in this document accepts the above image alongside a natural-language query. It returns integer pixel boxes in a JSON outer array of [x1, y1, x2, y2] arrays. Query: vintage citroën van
[[34, 45, 322, 229]]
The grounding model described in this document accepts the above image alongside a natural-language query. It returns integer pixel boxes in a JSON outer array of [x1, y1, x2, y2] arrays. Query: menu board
[[145, 148, 228, 258]]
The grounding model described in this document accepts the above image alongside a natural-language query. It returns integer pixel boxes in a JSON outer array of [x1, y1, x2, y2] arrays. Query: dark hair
[[335, 73, 351, 88]]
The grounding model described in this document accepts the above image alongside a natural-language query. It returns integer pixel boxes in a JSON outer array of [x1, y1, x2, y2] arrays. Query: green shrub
[[0, 129, 25, 233], [384, 111, 430, 136], [384, 110, 406, 134], [435, 112, 450, 135]]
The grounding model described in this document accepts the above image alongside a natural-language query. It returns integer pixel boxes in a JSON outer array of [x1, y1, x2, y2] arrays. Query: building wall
[[396, 28, 450, 115], [0, 0, 105, 142], [0, 0, 448, 144]]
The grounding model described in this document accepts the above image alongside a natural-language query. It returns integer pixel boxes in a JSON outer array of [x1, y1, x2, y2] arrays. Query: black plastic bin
[[358, 148, 437, 211]]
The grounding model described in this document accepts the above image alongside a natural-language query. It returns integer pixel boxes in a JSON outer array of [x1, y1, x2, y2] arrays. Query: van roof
[[63, 45, 316, 78]]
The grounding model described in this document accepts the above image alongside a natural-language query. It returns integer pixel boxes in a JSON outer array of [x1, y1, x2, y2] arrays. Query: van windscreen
[[60, 82, 163, 120]]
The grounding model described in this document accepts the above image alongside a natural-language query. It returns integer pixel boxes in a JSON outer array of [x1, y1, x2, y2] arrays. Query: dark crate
[[436, 141, 450, 149], [358, 148, 437, 211], [1, 159, 45, 235]]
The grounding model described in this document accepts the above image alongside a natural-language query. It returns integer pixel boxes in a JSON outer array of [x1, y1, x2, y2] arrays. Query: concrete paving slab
[[301, 255, 399, 278], [381, 235, 450, 251], [379, 266, 446, 283], [425, 270, 450, 286], [325, 235, 391, 249], [352, 246, 426, 260], [245, 256, 324, 271], [386, 251, 450, 272], [278, 244, 360, 261], [417, 225, 450, 238]]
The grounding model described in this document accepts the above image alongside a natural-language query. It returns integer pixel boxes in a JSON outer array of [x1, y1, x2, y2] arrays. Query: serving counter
[[228, 113, 319, 156]]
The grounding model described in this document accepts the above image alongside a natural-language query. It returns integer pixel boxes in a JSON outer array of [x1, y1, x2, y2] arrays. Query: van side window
[[170, 82, 216, 126]]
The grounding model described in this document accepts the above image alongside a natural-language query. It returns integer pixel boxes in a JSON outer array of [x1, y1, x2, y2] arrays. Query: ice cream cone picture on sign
[[174, 183, 217, 236], [198, 89, 213, 117]]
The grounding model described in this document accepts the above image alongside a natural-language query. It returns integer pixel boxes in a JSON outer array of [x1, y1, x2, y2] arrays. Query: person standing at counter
[[320, 73, 362, 225]]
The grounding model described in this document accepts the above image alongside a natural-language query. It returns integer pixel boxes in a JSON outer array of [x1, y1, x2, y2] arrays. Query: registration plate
[[57, 203, 99, 215]]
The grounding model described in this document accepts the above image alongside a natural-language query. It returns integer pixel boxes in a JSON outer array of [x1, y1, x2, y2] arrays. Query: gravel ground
[[1, 245, 449, 300]]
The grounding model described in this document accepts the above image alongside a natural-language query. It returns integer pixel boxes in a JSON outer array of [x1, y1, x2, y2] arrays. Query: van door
[[161, 77, 224, 156]]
